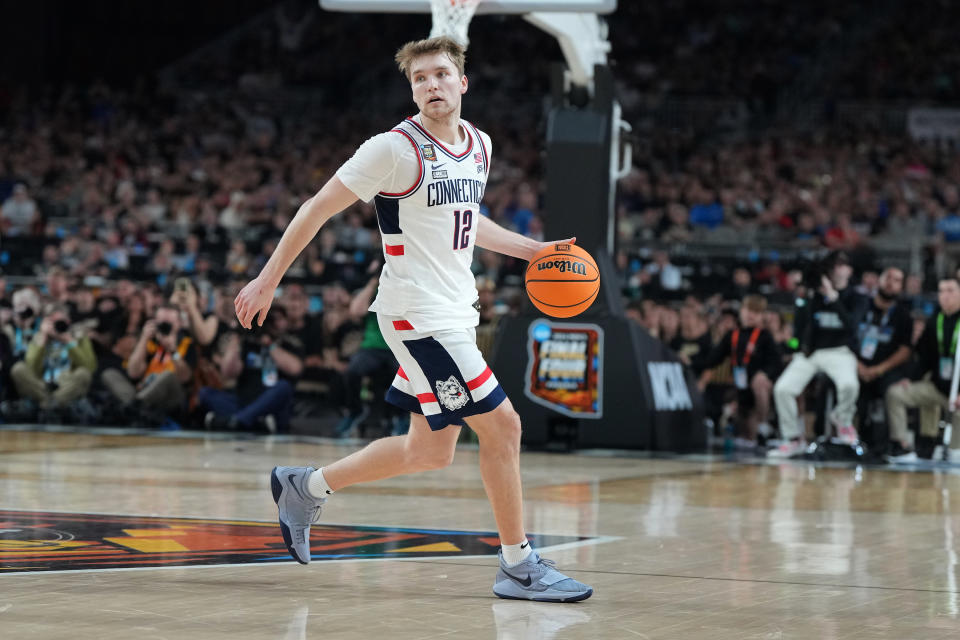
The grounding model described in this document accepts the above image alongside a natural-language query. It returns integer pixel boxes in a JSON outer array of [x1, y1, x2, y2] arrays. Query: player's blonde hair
[[395, 36, 466, 81]]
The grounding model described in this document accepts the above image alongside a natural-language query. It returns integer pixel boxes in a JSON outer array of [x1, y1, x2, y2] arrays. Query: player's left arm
[[475, 215, 575, 262], [473, 132, 573, 261]]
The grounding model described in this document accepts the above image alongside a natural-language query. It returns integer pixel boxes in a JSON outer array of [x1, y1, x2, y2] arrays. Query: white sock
[[307, 468, 333, 499], [501, 538, 532, 566]]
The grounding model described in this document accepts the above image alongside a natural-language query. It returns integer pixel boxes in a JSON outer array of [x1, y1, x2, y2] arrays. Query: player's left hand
[[531, 236, 576, 261]]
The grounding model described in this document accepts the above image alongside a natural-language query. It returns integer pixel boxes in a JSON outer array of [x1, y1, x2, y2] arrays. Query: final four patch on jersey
[[421, 144, 437, 162]]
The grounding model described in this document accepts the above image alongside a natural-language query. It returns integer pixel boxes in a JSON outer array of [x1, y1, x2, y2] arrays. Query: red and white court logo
[[0, 510, 595, 573]]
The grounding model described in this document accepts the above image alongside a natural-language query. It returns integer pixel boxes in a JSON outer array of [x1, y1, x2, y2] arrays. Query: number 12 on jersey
[[452, 209, 473, 250]]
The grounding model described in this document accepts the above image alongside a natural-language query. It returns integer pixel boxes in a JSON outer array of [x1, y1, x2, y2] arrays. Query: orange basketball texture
[[525, 244, 600, 318]]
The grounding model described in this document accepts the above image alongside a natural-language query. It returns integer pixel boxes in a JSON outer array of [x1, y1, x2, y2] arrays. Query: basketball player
[[234, 36, 593, 602]]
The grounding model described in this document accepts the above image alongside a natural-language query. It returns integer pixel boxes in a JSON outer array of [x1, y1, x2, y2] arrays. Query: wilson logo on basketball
[[537, 260, 588, 275], [525, 244, 600, 318]]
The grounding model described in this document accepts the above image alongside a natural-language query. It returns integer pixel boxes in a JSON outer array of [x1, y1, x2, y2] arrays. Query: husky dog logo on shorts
[[435, 376, 470, 411]]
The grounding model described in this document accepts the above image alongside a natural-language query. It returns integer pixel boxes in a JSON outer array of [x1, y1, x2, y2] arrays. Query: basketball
[[525, 243, 600, 318]]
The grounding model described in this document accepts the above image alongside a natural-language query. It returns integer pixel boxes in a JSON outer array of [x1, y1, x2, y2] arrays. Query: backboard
[[319, 1, 616, 14]]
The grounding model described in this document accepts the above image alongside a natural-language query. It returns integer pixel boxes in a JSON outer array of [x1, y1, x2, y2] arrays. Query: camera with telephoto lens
[[802, 261, 828, 292], [53, 319, 70, 334], [800, 251, 848, 295], [156, 321, 174, 336]]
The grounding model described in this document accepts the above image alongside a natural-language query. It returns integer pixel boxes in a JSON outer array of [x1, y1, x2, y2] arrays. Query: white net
[[429, 0, 482, 47]]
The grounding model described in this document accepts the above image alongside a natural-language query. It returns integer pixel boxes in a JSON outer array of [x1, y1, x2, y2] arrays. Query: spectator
[[200, 306, 302, 432], [771, 253, 860, 458], [639, 300, 662, 338], [1, 184, 38, 237], [624, 299, 644, 326], [171, 278, 218, 348], [694, 295, 779, 445], [45, 268, 70, 306], [886, 277, 960, 463], [670, 304, 711, 364], [100, 302, 197, 425], [724, 267, 753, 301], [5, 288, 43, 359], [219, 192, 248, 231], [688, 188, 724, 230], [644, 250, 683, 295], [855, 268, 913, 453], [335, 272, 402, 437], [8, 303, 97, 420], [660, 204, 693, 243], [225, 239, 251, 276], [173, 235, 201, 274], [281, 283, 323, 359], [0, 326, 11, 403], [658, 305, 680, 345]]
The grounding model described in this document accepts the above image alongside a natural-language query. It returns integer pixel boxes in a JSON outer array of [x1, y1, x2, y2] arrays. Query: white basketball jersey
[[368, 117, 490, 332]]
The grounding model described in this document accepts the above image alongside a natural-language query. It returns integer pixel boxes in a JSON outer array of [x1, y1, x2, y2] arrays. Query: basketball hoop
[[429, 0, 481, 47]]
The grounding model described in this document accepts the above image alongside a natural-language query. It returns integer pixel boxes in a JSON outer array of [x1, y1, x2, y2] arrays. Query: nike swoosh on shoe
[[287, 474, 307, 500], [502, 570, 533, 588]]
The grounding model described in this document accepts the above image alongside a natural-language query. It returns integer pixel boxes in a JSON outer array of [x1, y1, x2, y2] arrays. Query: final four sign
[[524, 320, 603, 418]]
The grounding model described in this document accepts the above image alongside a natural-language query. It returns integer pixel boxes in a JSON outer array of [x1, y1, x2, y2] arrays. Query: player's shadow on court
[[492, 601, 591, 640]]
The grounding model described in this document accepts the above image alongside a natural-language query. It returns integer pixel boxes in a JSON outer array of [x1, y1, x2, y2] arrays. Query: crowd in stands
[[3, 1, 960, 456], [835, 1, 960, 103], [611, 0, 862, 105], [627, 254, 960, 462], [0, 77, 538, 434]]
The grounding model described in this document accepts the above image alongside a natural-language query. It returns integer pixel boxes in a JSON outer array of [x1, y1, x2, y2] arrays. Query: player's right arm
[[235, 132, 410, 329], [234, 177, 359, 329]]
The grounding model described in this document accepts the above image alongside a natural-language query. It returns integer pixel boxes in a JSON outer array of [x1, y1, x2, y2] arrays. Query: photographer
[[200, 306, 302, 432], [886, 277, 960, 462], [3, 288, 42, 360], [101, 303, 196, 423], [9, 303, 97, 415], [854, 268, 912, 453], [771, 253, 860, 458]]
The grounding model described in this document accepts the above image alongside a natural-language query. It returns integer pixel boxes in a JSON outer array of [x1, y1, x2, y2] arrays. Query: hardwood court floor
[[3, 427, 960, 639]]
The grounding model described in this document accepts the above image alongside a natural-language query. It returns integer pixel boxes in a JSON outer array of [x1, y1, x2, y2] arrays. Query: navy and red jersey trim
[[462, 120, 488, 175], [378, 129, 424, 198], [405, 117, 474, 161]]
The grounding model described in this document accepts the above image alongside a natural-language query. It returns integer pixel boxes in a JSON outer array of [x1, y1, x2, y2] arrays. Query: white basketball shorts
[[378, 314, 507, 430]]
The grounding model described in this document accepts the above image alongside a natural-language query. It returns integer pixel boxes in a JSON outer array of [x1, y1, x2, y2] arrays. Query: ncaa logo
[[531, 321, 552, 342]]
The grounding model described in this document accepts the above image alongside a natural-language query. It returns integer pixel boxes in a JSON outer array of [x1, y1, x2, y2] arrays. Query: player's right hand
[[234, 276, 275, 329]]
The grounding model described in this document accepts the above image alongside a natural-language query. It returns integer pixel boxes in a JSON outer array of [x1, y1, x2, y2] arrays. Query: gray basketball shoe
[[493, 549, 593, 602], [270, 466, 327, 564]]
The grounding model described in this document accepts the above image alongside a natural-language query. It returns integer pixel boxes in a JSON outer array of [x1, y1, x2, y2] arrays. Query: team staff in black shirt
[[771, 253, 860, 458], [854, 268, 912, 451], [886, 277, 960, 463], [693, 295, 780, 446]]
